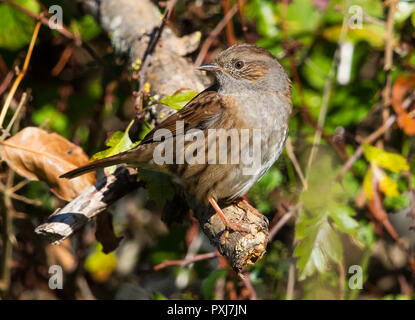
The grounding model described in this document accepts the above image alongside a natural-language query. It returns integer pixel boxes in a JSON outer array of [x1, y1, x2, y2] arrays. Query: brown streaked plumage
[[61, 44, 292, 232]]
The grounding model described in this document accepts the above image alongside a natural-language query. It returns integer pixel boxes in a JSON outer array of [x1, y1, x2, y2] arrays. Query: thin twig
[[336, 95, 415, 181], [285, 137, 307, 190], [153, 252, 219, 270], [0, 95, 24, 294], [286, 261, 295, 300], [6, 179, 29, 195], [238, 272, 257, 300], [305, 14, 348, 181], [338, 263, 345, 300], [221, 0, 237, 46], [1, 92, 27, 139], [0, 71, 13, 96], [135, 1, 177, 116], [269, 209, 294, 241], [381, 0, 397, 141], [237, 0, 249, 43], [195, 2, 240, 66], [0, 22, 40, 128], [51, 44, 75, 76]]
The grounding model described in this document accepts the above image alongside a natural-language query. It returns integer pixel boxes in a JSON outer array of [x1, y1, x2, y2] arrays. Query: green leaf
[[91, 120, 140, 174], [157, 90, 198, 110], [248, 166, 283, 213], [294, 212, 343, 280], [137, 169, 174, 207], [363, 144, 409, 172], [329, 206, 359, 235], [383, 193, 410, 212], [201, 269, 227, 299], [246, 0, 279, 38], [70, 14, 101, 41], [153, 292, 168, 300], [281, 0, 321, 36], [323, 24, 386, 48], [0, 0, 40, 50], [394, 2, 415, 24], [32, 104, 69, 137]]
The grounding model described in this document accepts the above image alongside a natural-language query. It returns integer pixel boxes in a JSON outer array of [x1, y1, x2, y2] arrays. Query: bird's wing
[[60, 88, 224, 179], [140, 88, 224, 145]]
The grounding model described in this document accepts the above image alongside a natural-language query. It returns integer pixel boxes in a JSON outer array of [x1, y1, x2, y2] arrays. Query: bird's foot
[[208, 196, 250, 233]]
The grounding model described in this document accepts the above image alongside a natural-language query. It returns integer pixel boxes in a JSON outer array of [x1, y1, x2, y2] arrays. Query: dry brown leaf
[[95, 211, 123, 253], [0, 127, 96, 201]]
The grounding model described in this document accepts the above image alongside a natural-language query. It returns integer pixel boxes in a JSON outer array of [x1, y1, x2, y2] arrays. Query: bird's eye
[[234, 61, 244, 69]]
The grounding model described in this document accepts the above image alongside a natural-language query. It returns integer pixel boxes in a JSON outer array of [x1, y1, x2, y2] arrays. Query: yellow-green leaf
[[84, 243, 117, 282], [363, 168, 373, 200], [379, 174, 399, 198], [363, 144, 409, 172], [323, 24, 386, 48], [363, 166, 399, 200], [91, 120, 139, 174], [157, 90, 198, 110]]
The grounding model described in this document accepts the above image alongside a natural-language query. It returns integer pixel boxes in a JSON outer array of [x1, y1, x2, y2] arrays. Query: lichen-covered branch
[[35, 0, 269, 271]]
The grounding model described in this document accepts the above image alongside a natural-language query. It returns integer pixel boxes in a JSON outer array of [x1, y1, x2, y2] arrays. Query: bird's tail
[[60, 151, 132, 179]]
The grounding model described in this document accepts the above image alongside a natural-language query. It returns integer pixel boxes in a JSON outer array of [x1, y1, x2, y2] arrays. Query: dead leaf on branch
[[392, 75, 415, 136], [0, 127, 96, 201]]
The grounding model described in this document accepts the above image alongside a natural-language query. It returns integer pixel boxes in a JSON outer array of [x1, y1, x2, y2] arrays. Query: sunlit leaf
[[157, 90, 198, 110], [0, 0, 40, 50], [363, 144, 409, 172], [378, 173, 399, 198], [91, 120, 140, 174], [323, 24, 386, 48], [246, 0, 279, 38], [329, 205, 359, 235], [32, 104, 69, 138], [281, 0, 321, 36]]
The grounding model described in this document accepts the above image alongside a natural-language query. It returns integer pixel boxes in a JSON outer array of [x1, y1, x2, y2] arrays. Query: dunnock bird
[[61, 44, 292, 232]]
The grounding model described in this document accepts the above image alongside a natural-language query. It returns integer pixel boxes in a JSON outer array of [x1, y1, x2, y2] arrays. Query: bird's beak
[[197, 63, 221, 72]]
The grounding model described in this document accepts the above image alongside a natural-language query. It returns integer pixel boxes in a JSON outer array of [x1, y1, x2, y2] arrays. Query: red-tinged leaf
[[392, 75, 415, 135]]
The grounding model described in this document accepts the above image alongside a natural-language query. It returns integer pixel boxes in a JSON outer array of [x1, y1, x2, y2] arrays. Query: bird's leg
[[208, 196, 249, 233]]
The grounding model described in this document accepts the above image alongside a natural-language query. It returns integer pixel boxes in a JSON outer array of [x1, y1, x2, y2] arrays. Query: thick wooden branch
[[35, 0, 269, 271], [35, 167, 140, 244]]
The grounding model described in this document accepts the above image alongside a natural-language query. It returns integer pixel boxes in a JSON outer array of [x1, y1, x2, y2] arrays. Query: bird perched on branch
[[61, 44, 292, 232]]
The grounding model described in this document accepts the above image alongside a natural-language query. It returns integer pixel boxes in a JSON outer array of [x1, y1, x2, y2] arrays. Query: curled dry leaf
[[392, 75, 415, 136], [0, 127, 96, 201]]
